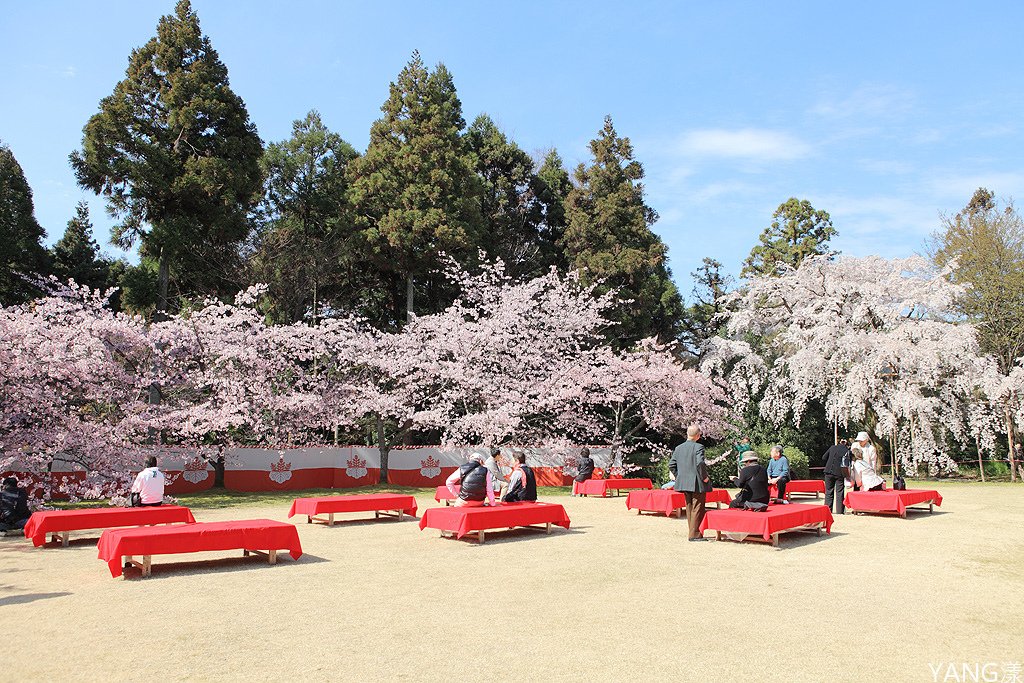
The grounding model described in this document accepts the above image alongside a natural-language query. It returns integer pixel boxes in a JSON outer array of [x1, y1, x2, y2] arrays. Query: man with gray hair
[[668, 424, 712, 541], [766, 445, 790, 504]]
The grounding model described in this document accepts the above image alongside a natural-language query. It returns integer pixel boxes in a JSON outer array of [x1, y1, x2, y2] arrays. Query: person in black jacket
[[573, 448, 595, 496], [0, 477, 31, 535], [730, 452, 770, 510], [821, 439, 852, 514], [444, 454, 496, 507]]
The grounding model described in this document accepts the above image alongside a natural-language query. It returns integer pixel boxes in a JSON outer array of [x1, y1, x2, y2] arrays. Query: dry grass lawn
[[1, 482, 1022, 683]]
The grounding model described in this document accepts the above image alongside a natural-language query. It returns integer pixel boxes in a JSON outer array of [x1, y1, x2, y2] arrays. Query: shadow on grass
[[121, 552, 328, 580], [0, 591, 71, 606]]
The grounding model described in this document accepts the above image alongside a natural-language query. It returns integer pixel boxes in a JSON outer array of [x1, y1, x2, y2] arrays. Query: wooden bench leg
[[478, 530, 485, 544], [61, 531, 69, 547], [329, 513, 335, 526], [269, 549, 277, 565], [546, 522, 552, 535], [715, 531, 722, 542], [772, 532, 780, 547], [243, 549, 249, 556], [307, 515, 312, 524], [399, 510, 404, 521], [143, 555, 152, 577], [929, 502, 934, 514]]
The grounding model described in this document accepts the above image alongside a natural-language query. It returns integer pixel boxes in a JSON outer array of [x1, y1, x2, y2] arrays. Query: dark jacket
[[733, 464, 770, 505], [669, 440, 711, 493], [504, 465, 537, 502], [575, 456, 595, 483], [458, 462, 488, 502], [822, 444, 852, 478], [0, 486, 30, 524]]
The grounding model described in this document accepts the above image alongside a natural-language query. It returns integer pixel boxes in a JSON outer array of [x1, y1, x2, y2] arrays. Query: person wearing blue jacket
[[766, 445, 790, 503]]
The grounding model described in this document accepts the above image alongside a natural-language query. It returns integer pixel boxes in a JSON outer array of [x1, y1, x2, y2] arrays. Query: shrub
[[705, 443, 809, 488]]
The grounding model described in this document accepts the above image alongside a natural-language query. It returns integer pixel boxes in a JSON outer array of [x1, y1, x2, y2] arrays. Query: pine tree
[[742, 197, 837, 278], [0, 142, 48, 305], [252, 111, 360, 324], [561, 116, 683, 345], [346, 51, 483, 324], [466, 114, 545, 278], [534, 149, 572, 271], [50, 201, 111, 291], [70, 0, 263, 319]]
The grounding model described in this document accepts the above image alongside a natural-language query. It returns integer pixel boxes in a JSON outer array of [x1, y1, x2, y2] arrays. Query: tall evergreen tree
[[70, 0, 263, 319], [346, 51, 483, 324], [0, 142, 48, 305], [561, 116, 683, 345], [742, 197, 837, 278], [51, 201, 110, 290], [534, 149, 572, 270], [680, 257, 733, 356], [252, 111, 361, 324], [466, 114, 546, 277]]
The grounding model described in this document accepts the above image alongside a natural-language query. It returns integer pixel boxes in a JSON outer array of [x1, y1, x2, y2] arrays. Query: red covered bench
[[626, 488, 733, 517], [573, 478, 653, 497], [770, 479, 826, 500], [699, 503, 834, 547], [97, 519, 302, 579], [23, 506, 196, 547], [844, 489, 942, 517], [419, 502, 570, 543], [287, 493, 417, 525]]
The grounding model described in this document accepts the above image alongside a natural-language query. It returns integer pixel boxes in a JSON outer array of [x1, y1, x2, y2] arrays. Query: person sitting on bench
[[445, 454, 496, 507], [766, 445, 790, 503], [0, 477, 31, 536], [851, 448, 885, 491], [503, 451, 537, 502], [130, 456, 165, 507], [730, 452, 771, 510]]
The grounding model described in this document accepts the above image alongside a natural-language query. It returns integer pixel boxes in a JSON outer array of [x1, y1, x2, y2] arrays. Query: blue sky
[[3, 1, 1023, 297]]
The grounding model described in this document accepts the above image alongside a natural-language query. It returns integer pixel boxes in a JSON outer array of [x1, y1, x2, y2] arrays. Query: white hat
[[855, 431, 870, 442]]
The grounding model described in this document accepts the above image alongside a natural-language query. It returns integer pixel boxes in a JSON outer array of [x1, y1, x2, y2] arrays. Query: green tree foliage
[[69, 0, 263, 318], [251, 111, 360, 324], [534, 149, 572, 270], [0, 142, 48, 305], [930, 188, 1024, 374], [561, 116, 683, 345], [346, 51, 483, 324], [680, 257, 733, 356], [742, 197, 837, 278], [50, 201, 118, 292], [466, 114, 549, 278]]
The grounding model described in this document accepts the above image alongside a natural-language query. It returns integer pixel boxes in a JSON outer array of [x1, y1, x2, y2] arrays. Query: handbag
[[893, 474, 906, 491], [129, 492, 142, 507]]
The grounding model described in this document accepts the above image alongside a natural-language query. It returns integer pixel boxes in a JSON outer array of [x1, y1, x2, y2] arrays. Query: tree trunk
[[406, 274, 414, 323], [376, 413, 389, 484], [1005, 406, 1017, 482], [976, 435, 985, 483], [155, 246, 170, 322]]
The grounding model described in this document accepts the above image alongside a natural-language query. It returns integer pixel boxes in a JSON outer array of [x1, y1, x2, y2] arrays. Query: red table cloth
[[418, 502, 571, 540], [699, 503, 833, 543], [287, 493, 417, 519], [773, 480, 826, 498], [843, 489, 942, 516], [435, 486, 456, 502], [23, 505, 196, 547], [573, 478, 653, 496], [625, 488, 732, 516], [97, 519, 302, 578]]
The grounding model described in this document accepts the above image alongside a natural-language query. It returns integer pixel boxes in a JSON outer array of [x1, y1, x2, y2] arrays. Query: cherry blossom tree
[[0, 282, 153, 502], [705, 255, 985, 474]]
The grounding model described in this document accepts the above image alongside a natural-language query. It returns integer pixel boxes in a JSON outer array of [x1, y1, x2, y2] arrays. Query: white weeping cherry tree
[[702, 255, 987, 475]]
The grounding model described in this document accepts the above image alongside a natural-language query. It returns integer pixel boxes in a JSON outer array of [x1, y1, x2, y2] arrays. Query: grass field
[[2, 482, 1022, 682]]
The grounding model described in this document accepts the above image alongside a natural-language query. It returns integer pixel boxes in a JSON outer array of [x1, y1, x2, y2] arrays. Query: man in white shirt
[[130, 456, 165, 506], [483, 448, 508, 496]]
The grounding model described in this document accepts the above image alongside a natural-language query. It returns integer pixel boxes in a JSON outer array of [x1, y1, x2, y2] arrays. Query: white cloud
[[810, 84, 915, 120], [676, 128, 812, 162]]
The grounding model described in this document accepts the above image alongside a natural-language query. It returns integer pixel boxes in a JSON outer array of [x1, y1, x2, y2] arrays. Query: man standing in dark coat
[[669, 425, 711, 542], [821, 439, 852, 514]]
